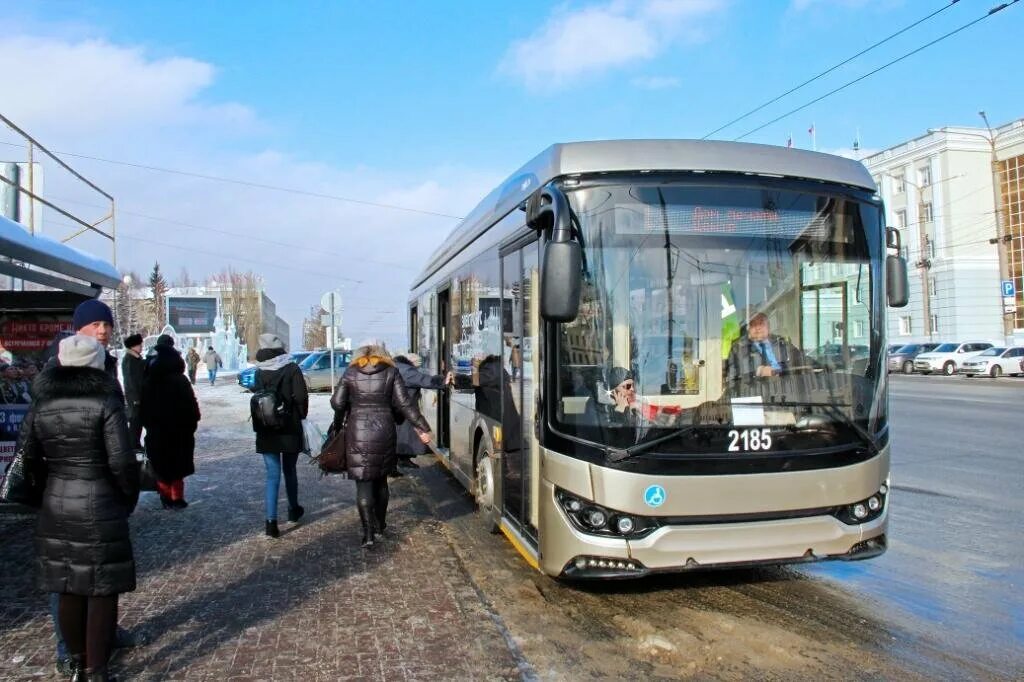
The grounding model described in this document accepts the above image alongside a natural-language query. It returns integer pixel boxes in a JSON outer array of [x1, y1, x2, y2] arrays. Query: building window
[[930, 314, 939, 334], [893, 174, 906, 194], [919, 202, 933, 223], [896, 209, 907, 229], [918, 165, 932, 187], [854, 320, 866, 338], [899, 316, 912, 335], [930, 277, 938, 298]]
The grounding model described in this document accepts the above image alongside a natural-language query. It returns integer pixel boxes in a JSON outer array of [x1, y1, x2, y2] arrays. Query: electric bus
[[408, 140, 909, 578]]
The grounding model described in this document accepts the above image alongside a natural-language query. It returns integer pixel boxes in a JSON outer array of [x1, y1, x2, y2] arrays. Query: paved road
[[415, 373, 1023, 680]]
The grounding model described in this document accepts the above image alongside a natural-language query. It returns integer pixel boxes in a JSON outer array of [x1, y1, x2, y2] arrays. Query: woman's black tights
[[356, 477, 390, 531], [58, 593, 118, 671]]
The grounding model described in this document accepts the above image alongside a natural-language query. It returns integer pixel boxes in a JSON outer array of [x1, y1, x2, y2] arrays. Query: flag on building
[[786, 134, 793, 148]]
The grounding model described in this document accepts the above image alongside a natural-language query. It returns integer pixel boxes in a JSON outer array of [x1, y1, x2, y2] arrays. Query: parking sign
[[1002, 280, 1015, 297]]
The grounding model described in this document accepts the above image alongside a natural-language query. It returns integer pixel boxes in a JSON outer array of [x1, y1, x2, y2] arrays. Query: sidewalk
[[0, 384, 524, 681]]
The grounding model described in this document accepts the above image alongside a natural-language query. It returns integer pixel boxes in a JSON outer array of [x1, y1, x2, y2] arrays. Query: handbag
[[313, 419, 348, 476], [0, 445, 47, 507], [137, 454, 158, 492]]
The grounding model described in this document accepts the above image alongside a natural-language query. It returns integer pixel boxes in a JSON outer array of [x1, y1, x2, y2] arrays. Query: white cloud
[[498, 0, 725, 90], [790, 0, 899, 11], [632, 75, 682, 90], [0, 36, 260, 137], [0, 32, 498, 350]]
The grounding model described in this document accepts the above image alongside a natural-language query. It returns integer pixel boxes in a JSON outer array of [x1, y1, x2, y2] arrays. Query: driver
[[725, 312, 804, 385]]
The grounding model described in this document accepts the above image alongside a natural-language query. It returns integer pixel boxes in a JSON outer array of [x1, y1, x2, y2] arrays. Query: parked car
[[887, 344, 904, 355], [959, 347, 1024, 378], [808, 343, 870, 369], [237, 351, 312, 391], [913, 342, 993, 376], [887, 342, 941, 374], [300, 349, 353, 392]]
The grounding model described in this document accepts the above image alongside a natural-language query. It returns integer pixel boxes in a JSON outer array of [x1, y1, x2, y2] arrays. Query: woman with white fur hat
[[19, 334, 138, 681]]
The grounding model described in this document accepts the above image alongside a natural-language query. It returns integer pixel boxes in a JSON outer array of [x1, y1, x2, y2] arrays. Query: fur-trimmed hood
[[352, 355, 393, 374], [32, 365, 124, 403]]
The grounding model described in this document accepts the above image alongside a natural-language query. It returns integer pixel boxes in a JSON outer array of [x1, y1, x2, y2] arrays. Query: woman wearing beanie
[[19, 334, 138, 681], [252, 333, 308, 538], [141, 335, 200, 509], [330, 340, 432, 547]]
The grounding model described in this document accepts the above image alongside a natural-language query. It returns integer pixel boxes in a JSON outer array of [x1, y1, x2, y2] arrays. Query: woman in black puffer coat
[[141, 336, 200, 509], [330, 341, 431, 547], [21, 334, 138, 681]]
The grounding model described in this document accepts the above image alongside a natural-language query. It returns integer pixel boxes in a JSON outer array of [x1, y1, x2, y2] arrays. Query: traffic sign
[[1004, 304, 1016, 314], [320, 289, 344, 316], [1001, 280, 1015, 297]]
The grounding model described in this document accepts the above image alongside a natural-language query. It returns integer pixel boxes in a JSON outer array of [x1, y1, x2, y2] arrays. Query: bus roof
[[415, 139, 876, 288]]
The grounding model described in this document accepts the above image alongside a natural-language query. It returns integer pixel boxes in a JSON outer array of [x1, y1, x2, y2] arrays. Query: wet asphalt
[[414, 373, 1024, 680]]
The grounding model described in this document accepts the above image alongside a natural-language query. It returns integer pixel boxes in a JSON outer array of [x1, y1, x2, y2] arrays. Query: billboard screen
[[167, 297, 217, 333]]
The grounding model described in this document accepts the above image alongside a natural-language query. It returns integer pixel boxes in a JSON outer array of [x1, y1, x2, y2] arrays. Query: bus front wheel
[[474, 443, 501, 534]]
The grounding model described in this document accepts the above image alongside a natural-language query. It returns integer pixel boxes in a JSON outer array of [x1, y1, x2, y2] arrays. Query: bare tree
[[174, 267, 195, 288], [303, 305, 327, 350], [214, 267, 264, 353]]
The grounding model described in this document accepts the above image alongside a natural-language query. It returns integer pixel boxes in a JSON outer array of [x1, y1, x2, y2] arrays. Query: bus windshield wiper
[[606, 426, 700, 463], [770, 400, 879, 455]]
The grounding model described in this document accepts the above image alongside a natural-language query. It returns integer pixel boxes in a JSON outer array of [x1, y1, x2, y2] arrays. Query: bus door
[[500, 242, 540, 541], [436, 287, 451, 450]]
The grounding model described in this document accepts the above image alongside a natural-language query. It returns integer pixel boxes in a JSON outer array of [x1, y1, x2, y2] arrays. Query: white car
[[960, 347, 1024, 378], [913, 342, 993, 376]]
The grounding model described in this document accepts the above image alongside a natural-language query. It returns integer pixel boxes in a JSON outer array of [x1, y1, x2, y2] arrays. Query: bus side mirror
[[528, 184, 582, 322], [886, 227, 909, 308]]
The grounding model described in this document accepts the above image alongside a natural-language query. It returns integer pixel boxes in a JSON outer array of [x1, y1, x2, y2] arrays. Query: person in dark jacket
[[141, 335, 200, 509], [252, 333, 308, 539], [19, 334, 139, 681], [330, 340, 432, 547], [121, 334, 145, 451], [185, 347, 201, 385], [392, 353, 451, 471]]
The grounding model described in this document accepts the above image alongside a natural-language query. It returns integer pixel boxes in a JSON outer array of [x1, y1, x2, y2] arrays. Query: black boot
[[84, 666, 116, 681], [374, 499, 388, 540], [68, 655, 85, 681], [265, 520, 280, 538], [159, 495, 174, 510], [357, 505, 374, 548], [287, 505, 305, 523]]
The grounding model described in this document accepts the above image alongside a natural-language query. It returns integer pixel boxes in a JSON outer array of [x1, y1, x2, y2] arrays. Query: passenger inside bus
[[724, 312, 805, 385]]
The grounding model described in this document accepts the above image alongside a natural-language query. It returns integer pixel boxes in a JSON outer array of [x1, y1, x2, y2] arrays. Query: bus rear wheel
[[474, 442, 500, 534]]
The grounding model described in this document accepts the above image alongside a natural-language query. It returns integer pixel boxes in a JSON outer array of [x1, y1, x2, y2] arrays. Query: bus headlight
[[834, 484, 888, 525], [556, 488, 659, 539]]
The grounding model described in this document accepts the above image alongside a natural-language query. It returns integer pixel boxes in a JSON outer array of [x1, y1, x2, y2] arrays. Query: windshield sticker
[[644, 485, 666, 508]]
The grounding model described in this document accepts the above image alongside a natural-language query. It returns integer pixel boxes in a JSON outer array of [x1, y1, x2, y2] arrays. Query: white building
[[863, 117, 1024, 346]]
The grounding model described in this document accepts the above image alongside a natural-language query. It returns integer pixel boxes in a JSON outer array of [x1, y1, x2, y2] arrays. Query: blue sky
[[2, 0, 1022, 348]]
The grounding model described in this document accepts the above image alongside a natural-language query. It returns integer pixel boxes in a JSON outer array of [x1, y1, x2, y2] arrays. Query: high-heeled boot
[[373, 497, 388, 540], [68, 654, 85, 682], [84, 665, 117, 681], [356, 504, 375, 548]]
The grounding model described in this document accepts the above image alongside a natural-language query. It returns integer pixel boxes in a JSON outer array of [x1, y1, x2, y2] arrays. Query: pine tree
[[148, 262, 169, 330]]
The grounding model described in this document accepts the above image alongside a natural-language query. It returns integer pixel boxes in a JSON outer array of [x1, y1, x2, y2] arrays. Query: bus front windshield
[[554, 178, 887, 459]]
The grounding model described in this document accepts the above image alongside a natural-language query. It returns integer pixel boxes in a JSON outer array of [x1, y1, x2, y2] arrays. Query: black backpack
[[251, 368, 290, 431]]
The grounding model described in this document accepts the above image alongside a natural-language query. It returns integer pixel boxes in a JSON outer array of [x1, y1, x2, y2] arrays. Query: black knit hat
[[156, 334, 175, 347], [72, 299, 114, 331], [123, 334, 143, 349]]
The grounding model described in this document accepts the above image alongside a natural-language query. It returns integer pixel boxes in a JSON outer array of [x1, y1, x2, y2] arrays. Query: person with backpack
[[251, 334, 308, 539]]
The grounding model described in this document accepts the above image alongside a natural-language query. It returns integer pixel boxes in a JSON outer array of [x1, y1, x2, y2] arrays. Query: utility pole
[[978, 111, 1013, 338]]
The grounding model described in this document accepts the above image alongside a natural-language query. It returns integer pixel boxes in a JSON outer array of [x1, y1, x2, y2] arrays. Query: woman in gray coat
[[392, 353, 450, 470], [20, 334, 138, 681]]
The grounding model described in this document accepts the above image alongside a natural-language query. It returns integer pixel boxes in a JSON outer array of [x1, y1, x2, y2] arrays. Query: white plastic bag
[[302, 419, 325, 455]]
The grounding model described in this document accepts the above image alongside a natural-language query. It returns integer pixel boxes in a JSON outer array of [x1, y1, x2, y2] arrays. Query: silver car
[[300, 350, 352, 392], [960, 347, 1024, 378], [887, 343, 940, 374]]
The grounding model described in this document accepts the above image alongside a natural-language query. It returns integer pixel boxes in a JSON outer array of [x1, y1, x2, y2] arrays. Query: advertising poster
[[0, 312, 73, 484], [167, 297, 217, 334]]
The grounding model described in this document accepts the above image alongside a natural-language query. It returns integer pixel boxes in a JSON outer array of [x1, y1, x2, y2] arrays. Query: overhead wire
[[734, 0, 1019, 141], [702, 0, 962, 139], [0, 138, 465, 220]]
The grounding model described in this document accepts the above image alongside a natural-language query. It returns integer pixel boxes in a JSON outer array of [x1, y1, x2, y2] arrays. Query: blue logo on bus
[[644, 485, 666, 508]]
